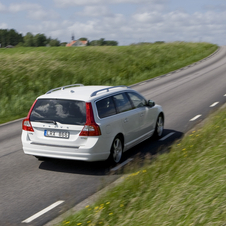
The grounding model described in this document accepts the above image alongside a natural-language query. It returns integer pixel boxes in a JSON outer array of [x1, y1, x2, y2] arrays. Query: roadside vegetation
[[0, 42, 217, 124], [58, 104, 226, 226]]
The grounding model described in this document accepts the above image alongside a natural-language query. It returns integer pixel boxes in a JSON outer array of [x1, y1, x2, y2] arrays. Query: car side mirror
[[147, 100, 155, 107]]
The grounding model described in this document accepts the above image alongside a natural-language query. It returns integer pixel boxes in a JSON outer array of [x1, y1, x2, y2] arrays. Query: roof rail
[[46, 84, 84, 94], [91, 85, 128, 97]]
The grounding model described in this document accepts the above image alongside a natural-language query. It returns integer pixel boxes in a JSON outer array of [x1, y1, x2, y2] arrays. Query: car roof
[[37, 85, 132, 102]]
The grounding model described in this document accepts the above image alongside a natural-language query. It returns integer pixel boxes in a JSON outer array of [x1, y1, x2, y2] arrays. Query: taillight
[[22, 118, 34, 132], [79, 102, 101, 136], [22, 99, 37, 132]]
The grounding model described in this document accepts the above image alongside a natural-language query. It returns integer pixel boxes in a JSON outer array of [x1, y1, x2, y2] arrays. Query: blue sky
[[0, 0, 226, 45]]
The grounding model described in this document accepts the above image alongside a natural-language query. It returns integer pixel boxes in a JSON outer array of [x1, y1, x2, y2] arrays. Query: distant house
[[66, 40, 88, 47]]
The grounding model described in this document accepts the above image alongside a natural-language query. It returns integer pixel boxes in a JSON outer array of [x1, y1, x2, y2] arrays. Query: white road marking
[[22, 200, 64, 223], [111, 158, 133, 171], [224, 94, 226, 97], [210, 102, 219, 107], [190, 115, 202, 122], [160, 132, 175, 141]]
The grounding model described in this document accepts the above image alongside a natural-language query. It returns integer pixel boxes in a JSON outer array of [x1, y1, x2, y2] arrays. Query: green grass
[[58, 105, 226, 226], [0, 42, 218, 124]]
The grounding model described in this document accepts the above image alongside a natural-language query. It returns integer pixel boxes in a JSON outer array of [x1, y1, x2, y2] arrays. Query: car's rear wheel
[[110, 136, 123, 164], [154, 114, 164, 138]]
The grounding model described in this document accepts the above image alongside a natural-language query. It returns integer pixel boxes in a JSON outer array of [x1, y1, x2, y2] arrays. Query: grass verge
[[0, 42, 218, 124], [58, 104, 226, 226]]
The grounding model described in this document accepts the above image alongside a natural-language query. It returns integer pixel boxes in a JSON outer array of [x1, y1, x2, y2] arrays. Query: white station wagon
[[21, 84, 164, 164]]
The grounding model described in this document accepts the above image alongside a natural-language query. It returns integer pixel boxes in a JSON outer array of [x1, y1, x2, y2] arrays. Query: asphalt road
[[1, 46, 226, 226]]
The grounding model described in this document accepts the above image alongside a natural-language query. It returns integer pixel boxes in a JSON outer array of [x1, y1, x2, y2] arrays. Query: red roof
[[66, 40, 88, 47]]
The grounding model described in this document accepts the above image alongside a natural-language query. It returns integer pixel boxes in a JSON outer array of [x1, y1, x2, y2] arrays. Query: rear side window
[[30, 99, 86, 125], [113, 93, 133, 113], [96, 97, 117, 119]]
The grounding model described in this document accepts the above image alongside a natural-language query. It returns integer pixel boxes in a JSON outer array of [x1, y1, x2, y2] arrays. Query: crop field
[[0, 42, 217, 124]]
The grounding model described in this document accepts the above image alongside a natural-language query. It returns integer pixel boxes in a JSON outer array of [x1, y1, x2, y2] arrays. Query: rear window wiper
[[33, 120, 57, 125]]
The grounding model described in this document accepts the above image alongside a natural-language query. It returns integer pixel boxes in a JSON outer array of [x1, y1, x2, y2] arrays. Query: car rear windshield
[[30, 99, 86, 125]]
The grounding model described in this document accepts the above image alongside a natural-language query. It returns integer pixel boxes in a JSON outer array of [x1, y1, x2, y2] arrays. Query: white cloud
[[67, 20, 104, 37], [130, 10, 226, 43], [8, 3, 41, 13], [102, 14, 126, 30], [77, 6, 113, 17], [28, 9, 60, 21], [54, 0, 166, 7], [0, 22, 7, 29], [133, 12, 163, 23], [4, 3, 60, 21], [27, 21, 61, 34], [54, 0, 102, 7]]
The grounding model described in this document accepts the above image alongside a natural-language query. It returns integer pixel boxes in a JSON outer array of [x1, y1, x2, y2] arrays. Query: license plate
[[44, 130, 70, 139]]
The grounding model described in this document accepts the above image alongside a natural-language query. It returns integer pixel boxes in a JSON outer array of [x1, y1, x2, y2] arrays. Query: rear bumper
[[21, 132, 111, 162], [23, 144, 110, 161]]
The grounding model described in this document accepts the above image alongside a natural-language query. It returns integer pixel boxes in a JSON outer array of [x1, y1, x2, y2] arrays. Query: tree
[[7, 29, 23, 46], [155, 41, 165, 44], [33, 33, 47, 47], [99, 38, 105, 46], [89, 40, 99, 46], [0, 29, 63, 47], [49, 39, 60, 46], [78, 37, 88, 41], [0, 29, 23, 47], [0, 29, 7, 47], [104, 40, 118, 46], [23, 32, 34, 47], [89, 38, 118, 46], [60, 42, 67, 46]]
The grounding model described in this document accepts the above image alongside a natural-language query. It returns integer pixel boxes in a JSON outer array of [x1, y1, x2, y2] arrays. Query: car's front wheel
[[109, 136, 123, 164], [154, 114, 164, 138]]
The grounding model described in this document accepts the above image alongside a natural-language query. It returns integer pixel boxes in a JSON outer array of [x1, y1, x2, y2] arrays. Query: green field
[[0, 42, 217, 124], [58, 104, 226, 226]]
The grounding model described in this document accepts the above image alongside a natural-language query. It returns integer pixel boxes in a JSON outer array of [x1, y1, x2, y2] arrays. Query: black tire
[[154, 114, 164, 138], [109, 136, 123, 164]]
